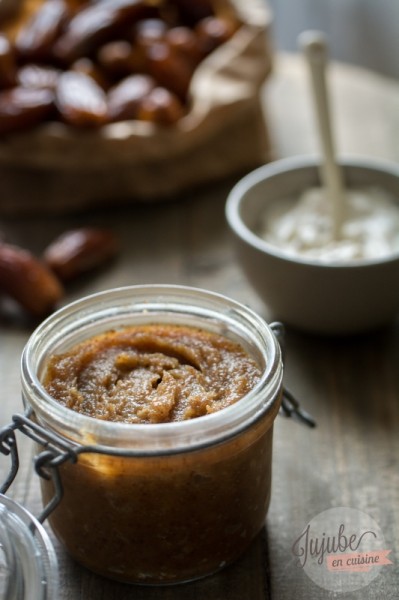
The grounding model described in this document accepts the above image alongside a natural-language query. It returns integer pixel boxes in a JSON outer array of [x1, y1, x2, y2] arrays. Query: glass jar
[[20, 284, 283, 585], [0, 494, 58, 600]]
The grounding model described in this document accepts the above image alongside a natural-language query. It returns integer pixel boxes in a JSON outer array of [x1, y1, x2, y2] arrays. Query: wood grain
[[0, 54, 398, 599]]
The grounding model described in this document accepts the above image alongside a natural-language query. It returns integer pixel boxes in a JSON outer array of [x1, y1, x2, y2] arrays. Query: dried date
[[0, 87, 54, 134], [136, 86, 184, 125], [132, 18, 168, 47], [71, 57, 109, 89], [0, 242, 64, 316], [0, 34, 17, 89], [145, 42, 193, 101], [97, 40, 143, 79], [55, 71, 108, 127], [195, 16, 238, 56], [165, 26, 201, 66], [43, 228, 118, 281], [17, 64, 61, 90], [171, 0, 215, 26], [15, 0, 71, 62], [108, 74, 155, 121], [53, 0, 155, 64]]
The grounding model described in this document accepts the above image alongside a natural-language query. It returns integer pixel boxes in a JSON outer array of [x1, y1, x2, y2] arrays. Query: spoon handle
[[299, 30, 345, 239]]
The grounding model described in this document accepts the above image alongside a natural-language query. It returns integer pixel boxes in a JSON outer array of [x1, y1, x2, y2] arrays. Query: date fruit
[[0, 87, 54, 134], [172, 0, 214, 26], [97, 40, 143, 79], [108, 73, 155, 121], [53, 0, 154, 63], [137, 86, 184, 125], [133, 18, 167, 47], [15, 0, 70, 62], [17, 64, 61, 90], [165, 26, 201, 66], [0, 242, 64, 316], [145, 42, 193, 101], [55, 71, 108, 127], [43, 228, 118, 281], [71, 57, 109, 89], [195, 17, 238, 56], [0, 34, 17, 89]]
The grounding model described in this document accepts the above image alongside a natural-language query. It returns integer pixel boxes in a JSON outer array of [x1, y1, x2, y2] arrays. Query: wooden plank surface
[[1, 54, 398, 599]]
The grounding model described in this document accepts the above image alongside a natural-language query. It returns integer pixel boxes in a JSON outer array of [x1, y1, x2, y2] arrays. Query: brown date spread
[[43, 324, 261, 423]]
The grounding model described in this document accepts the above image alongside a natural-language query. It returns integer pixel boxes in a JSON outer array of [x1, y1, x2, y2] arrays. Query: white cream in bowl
[[257, 186, 399, 263]]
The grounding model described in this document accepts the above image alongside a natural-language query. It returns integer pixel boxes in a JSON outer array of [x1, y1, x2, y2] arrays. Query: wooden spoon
[[299, 30, 346, 239]]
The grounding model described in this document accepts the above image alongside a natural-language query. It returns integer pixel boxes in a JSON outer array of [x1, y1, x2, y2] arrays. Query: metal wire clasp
[[270, 322, 316, 428], [0, 411, 77, 523]]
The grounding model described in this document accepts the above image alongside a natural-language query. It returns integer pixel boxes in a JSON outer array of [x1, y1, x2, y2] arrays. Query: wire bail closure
[[0, 411, 77, 523], [270, 322, 316, 429]]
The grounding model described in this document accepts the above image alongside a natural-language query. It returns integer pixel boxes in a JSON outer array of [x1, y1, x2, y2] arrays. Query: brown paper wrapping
[[0, 0, 273, 214]]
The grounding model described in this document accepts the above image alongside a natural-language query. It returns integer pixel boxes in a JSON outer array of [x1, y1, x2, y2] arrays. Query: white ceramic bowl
[[226, 156, 399, 335]]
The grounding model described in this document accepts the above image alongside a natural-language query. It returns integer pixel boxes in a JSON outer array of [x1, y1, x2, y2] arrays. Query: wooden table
[[1, 54, 398, 599]]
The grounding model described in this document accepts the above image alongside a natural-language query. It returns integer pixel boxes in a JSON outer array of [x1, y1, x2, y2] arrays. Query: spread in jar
[[43, 324, 261, 423]]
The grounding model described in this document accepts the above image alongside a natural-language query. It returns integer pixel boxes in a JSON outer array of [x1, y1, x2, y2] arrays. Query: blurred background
[[268, 0, 399, 79]]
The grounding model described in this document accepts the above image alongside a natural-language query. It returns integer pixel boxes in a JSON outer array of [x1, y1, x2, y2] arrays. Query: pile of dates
[[0, 0, 239, 133], [0, 228, 119, 317]]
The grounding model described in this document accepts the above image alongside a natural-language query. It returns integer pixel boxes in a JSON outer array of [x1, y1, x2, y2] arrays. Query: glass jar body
[[41, 412, 275, 584], [22, 285, 283, 585]]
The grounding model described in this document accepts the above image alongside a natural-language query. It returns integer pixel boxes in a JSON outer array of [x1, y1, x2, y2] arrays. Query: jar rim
[[21, 285, 283, 455]]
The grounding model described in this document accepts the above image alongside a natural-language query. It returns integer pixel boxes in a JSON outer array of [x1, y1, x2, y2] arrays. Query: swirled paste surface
[[44, 324, 261, 423]]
